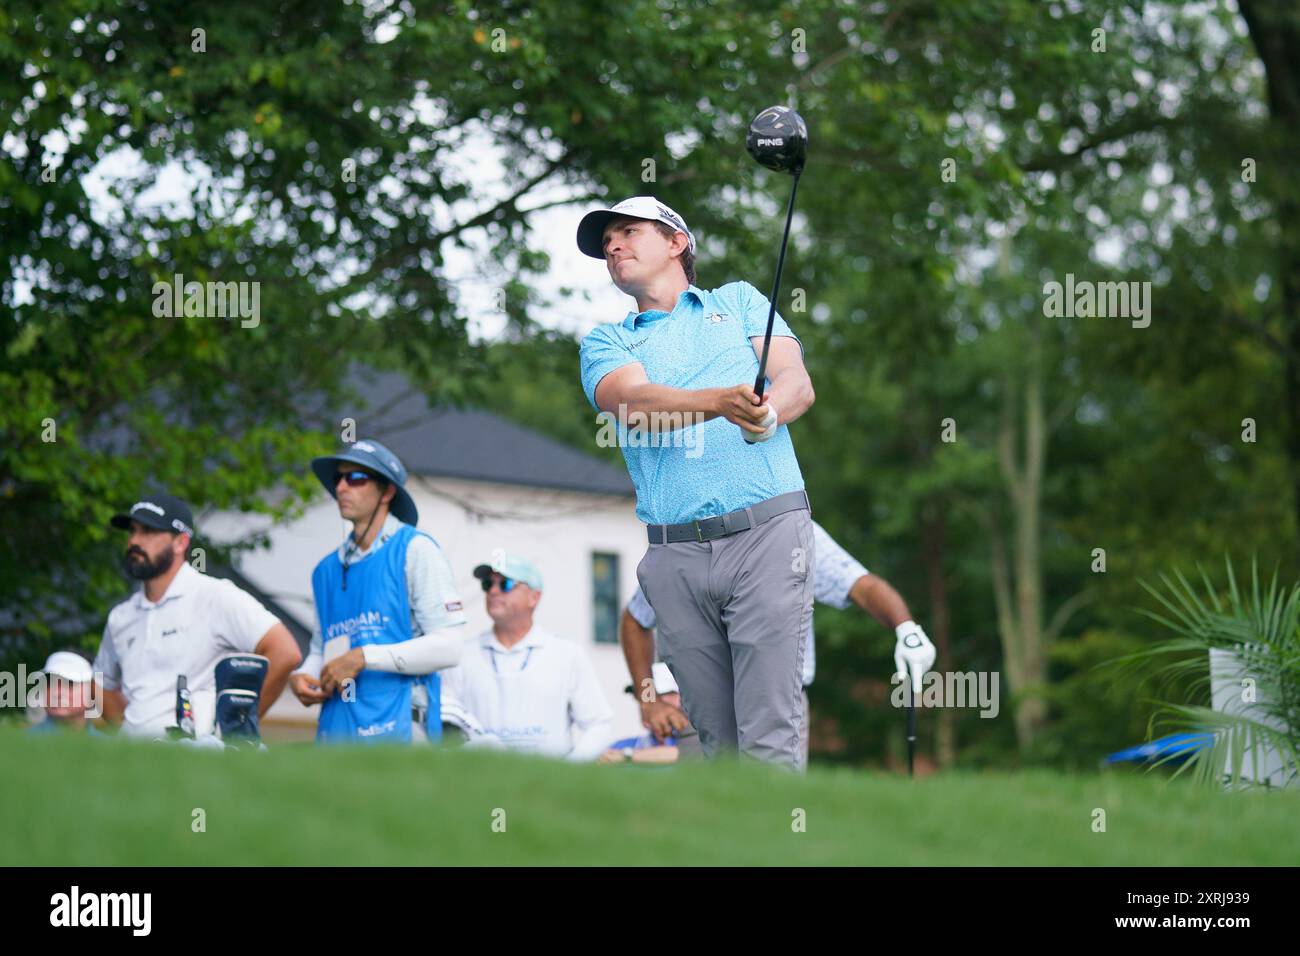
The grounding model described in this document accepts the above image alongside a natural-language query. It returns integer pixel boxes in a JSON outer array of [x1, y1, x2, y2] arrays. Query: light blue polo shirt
[[579, 281, 806, 525]]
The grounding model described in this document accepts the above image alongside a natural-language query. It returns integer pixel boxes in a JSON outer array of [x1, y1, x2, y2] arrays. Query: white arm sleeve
[[362, 624, 464, 675], [294, 613, 324, 679]]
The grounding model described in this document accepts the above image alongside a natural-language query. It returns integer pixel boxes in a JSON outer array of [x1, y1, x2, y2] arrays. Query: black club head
[[746, 105, 808, 175]]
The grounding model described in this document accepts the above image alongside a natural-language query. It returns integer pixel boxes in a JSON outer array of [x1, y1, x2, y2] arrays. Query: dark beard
[[122, 547, 175, 581]]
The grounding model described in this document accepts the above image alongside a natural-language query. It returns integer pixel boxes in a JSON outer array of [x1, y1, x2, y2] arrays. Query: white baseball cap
[[576, 196, 696, 259], [42, 651, 93, 683]]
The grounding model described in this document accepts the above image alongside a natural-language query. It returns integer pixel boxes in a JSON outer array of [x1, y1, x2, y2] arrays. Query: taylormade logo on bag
[[49, 886, 151, 936]]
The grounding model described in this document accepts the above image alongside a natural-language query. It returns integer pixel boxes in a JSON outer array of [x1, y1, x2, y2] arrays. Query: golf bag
[[214, 653, 269, 744]]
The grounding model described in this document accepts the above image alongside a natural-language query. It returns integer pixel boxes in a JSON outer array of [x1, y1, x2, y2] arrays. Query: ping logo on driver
[[757, 137, 785, 147]]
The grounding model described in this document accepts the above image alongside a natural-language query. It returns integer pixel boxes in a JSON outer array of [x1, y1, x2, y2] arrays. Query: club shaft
[[907, 688, 917, 777], [753, 170, 801, 399]]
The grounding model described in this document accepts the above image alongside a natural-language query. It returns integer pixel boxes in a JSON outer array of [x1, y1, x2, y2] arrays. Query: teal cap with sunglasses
[[472, 553, 543, 592], [310, 439, 419, 526]]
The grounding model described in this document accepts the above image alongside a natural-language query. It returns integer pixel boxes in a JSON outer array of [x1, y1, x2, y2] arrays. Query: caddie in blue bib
[[312, 523, 426, 742], [304, 439, 453, 745]]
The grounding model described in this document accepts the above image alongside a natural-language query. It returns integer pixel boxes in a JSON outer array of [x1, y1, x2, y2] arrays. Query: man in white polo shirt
[[93, 493, 302, 738], [438, 554, 614, 760]]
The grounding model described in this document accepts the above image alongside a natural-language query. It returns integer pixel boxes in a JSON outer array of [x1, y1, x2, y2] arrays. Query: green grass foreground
[[4, 728, 1297, 866]]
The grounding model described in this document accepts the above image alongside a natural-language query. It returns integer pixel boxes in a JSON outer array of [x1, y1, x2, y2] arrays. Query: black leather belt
[[647, 490, 810, 544]]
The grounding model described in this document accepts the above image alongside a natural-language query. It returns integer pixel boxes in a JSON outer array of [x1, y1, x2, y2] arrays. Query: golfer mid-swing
[[577, 196, 816, 770]]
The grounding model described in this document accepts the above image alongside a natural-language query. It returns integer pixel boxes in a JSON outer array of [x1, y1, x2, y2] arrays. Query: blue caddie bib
[[311, 523, 440, 743]]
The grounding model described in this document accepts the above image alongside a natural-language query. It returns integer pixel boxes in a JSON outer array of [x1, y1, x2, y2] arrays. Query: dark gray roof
[[326, 367, 634, 497]]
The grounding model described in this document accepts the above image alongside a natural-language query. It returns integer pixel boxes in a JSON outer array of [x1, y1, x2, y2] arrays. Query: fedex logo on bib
[[356, 720, 399, 737]]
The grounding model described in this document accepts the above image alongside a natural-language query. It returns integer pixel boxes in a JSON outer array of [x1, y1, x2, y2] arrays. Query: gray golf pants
[[636, 508, 814, 770]]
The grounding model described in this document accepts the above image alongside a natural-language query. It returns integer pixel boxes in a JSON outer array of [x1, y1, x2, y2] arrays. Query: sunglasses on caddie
[[481, 575, 518, 593], [335, 469, 379, 487]]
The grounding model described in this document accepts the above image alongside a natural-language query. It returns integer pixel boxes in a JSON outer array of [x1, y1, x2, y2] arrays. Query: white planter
[[1208, 647, 1296, 789]]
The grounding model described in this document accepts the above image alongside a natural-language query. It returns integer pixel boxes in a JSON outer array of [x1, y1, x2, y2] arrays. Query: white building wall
[[204, 475, 648, 740]]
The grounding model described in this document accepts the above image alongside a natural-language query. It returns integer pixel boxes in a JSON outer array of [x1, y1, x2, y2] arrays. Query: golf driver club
[[745, 105, 808, 403]]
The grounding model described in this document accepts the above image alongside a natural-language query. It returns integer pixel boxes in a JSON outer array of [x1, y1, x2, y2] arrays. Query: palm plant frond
[[1150, 705, 1300, 790]]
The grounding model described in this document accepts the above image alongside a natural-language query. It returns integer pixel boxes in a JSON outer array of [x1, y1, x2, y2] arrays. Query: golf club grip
[[752, 171, 802, 400]]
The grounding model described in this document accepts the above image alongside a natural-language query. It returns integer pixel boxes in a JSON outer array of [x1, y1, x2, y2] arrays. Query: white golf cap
[[576, 196, 696, 259], [42, 651, 93, 683]]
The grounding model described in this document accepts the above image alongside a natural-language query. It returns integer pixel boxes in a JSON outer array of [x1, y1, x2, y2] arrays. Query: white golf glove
[[893, 621, 936, 693], [742, 401, 779, 443]]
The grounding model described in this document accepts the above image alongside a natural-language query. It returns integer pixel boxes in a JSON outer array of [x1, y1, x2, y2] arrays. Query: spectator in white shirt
[[94, 493, 302, 738], [439, 553, 614, 761]]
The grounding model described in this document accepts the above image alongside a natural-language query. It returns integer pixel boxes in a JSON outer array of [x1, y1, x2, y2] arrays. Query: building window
[[592, 552, 620, 645]]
